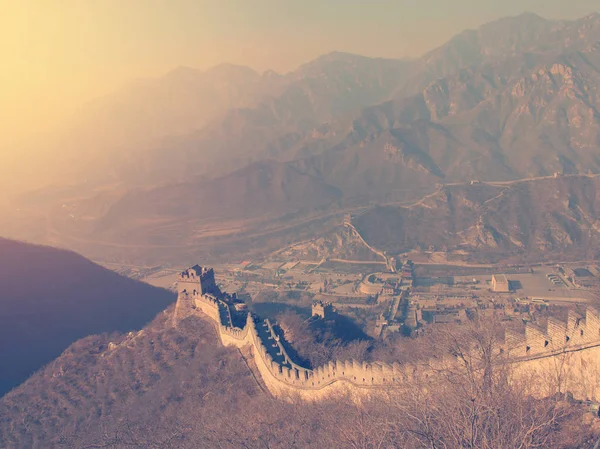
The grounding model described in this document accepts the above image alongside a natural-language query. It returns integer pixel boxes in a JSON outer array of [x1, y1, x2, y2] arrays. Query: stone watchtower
[[312, 301, 333, 319], [177, 265, 218, 297], [173, 265, 218, 327]]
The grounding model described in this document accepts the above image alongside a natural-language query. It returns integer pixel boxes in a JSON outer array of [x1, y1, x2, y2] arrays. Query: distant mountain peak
[[163, 64, 260, 83], [261, 69, 283, 79], [162, 66, 203, 84], [310, 51, 399, 65], [319, 50, 365, 59], [205, 63, 259, 78], [478, 11, 549, 30], [512, 11, 546, 20], [298, 51, 373, 68]]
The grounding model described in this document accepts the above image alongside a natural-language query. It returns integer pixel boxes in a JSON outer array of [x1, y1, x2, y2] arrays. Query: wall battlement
[[177, 265, 600, 400], [187, 289, 431, 396], [177, 265, 218, 297], [505, 308, 600, 358], [312, 301, 333, 319]]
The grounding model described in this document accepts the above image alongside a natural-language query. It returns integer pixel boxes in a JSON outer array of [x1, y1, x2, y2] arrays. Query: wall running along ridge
[[174, 266, 600, 401]]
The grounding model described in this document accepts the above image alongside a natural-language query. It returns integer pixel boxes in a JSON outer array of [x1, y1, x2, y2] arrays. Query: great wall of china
[[174, 265, 600, 401]]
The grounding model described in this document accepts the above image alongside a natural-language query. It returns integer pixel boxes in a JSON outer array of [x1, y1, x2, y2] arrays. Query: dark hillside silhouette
[[0, 238, 175, 397]]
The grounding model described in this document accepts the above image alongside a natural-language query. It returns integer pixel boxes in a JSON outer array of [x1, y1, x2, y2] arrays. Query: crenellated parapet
[[247, 314, 430, 389], [177, 265, 218, 297], [504, 307, 600, 359], [176, 265, 600, 400], [178, 277, 433, 395]]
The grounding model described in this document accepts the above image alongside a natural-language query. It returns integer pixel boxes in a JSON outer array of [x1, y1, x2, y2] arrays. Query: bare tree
[[381, 318, 578, 449]]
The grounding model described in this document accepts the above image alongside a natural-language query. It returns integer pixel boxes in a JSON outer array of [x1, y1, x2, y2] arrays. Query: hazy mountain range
[[58, 12, 600, 186], [7, 11, 600, 263]]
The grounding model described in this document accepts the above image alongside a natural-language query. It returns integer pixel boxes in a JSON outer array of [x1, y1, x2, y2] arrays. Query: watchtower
[[177, 265, 218, 296], [312, 300, 333, 319]]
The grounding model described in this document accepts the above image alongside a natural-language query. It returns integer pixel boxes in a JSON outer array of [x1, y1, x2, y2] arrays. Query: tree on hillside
[[382, 318, 581, 449]]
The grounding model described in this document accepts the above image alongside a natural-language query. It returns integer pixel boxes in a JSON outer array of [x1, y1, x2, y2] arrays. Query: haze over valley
[[4, 4, 600, 448], [3, 12, 600, 267]]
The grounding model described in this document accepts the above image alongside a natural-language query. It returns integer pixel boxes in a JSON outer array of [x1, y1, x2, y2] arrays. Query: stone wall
[[178, 266, 600, 401], [188, 291, 429, 399], [177, 265, 217, 297], [505, 308, 600, 358], [513, 344, 600, 401], [505, 307, 600, 401]]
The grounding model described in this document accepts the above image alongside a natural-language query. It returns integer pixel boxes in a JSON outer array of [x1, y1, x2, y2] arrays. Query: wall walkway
[[176, 272, 600, 401]]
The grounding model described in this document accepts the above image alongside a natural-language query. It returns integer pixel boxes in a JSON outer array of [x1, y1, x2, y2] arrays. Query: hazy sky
[[1, 0, 598, 154]]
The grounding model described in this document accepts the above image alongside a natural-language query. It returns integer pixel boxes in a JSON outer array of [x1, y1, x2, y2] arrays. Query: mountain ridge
[[0, 238, 175, 397], [6, 12, 600, 266]]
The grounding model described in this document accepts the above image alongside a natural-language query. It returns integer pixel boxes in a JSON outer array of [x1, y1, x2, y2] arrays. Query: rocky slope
[[0, 312, 262, 448], [1, 303, 596, 448], [353, 175, 600, 262]]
